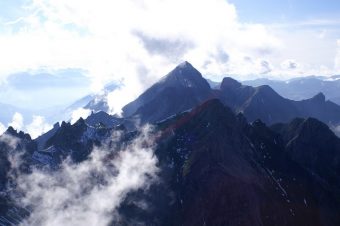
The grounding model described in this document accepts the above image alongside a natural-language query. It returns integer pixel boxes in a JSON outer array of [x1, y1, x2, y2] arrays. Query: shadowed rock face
[[116, 99, 340, 226], [0, 99, 340, 225], [216, 78, 299, 124], [272, 118, 340, 188]]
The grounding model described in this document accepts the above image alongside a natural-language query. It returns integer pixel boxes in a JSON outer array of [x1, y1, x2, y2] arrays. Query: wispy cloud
[[10, 125, 159, 226]]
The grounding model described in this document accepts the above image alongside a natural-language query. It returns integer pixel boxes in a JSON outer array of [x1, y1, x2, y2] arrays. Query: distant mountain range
[[1, 62, 340, 225], [243, 75, 340, 105], [117, 62, 340, 133], [72, 63, 340, 130]]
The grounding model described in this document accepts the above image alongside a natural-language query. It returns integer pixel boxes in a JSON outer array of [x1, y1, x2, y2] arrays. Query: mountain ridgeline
[[243, 76, 340, 105], [121, 61, 340, 128], [0, 62, 340, 225]]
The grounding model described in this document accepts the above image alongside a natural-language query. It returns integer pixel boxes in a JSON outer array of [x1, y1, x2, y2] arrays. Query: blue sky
[[229, 0, 340, 23]]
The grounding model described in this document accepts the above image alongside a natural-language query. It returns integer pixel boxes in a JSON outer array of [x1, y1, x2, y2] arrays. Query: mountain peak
[[122, 61, 211, 120], [191, 98, 236, 125], [168, 61, 199, 78], [220, 77, 242, 90], [311, 92, 325, 102], [74, 117, 86, 127], [159, 61, 210, 90], [4, 126, 31, 140], [257, 85, 275, 93], [177, 61, 193, 69], [301, 117, 330, 133], [85, 111, 122, 128], [5, 126, 17, 136]]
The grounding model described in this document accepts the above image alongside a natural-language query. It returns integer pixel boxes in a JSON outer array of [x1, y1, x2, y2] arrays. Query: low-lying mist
[[7, 126, 159, 226]]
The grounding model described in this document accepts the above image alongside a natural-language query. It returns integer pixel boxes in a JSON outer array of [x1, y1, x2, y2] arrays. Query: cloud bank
[[0, 0, 282, 114], [12, 125, 159, 226], [0, 0, 338, 114]]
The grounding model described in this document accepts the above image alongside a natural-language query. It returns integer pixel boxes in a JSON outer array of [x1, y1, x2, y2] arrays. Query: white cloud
[[8, 112, 24, 131], [12, 125, 159, 226], [0, 0, 282, 113], [0, 122, 6, 135], [107, 78, 146, 115], [0, 0, 338, 113], [71, 108, 91, 124], [268, 27, 339, 78], [26, 115, 52, 139]]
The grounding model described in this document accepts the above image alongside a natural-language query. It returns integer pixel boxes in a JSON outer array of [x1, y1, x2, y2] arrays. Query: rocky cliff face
[[115, 99, 340, 226]]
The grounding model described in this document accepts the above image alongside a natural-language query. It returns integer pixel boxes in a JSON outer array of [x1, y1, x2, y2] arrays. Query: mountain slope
[[272, 117, 340, 188], [215, 77, 299, 123], [122, 61, 212, 123], [0, 99, 340, 225], [117, 99, 340, 225], [215, 77, 340, 126]]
